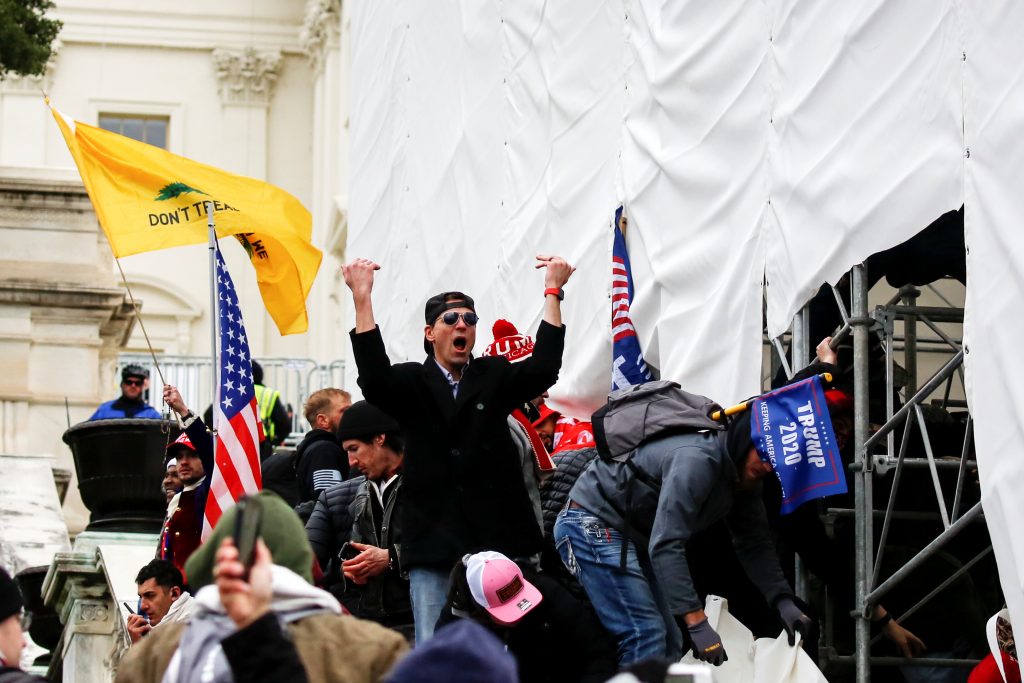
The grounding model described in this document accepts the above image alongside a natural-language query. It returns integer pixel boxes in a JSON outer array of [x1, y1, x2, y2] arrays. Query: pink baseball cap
[[464, 551, 543, 626]]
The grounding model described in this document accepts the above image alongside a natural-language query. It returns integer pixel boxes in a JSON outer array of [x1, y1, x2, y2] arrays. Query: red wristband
[[544, 287, 564, 300]]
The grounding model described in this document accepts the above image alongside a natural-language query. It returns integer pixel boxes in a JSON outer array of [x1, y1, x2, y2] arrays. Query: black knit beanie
[[0, 568, 23, 624], [336, 401, 400, 442]]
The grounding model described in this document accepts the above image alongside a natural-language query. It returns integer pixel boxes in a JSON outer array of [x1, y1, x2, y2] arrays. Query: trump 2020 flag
[[203, 244, 263, 538], [751, 375, 846, 514], [612, 206, 653, 390]]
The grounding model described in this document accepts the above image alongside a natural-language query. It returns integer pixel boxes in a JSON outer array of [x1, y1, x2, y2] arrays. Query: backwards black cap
[[424, 292, 476, 355], [424, 291, 476, 325]]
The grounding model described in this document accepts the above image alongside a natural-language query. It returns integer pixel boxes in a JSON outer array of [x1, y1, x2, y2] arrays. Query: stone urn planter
[[62, 419, 181, 534], [15, 566, 59, 666]]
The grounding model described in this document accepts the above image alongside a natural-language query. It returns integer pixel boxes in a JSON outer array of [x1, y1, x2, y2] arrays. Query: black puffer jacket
[[538, 447, 599, 577], [540, 448, 599, 540], [305, 476, 365, 570]]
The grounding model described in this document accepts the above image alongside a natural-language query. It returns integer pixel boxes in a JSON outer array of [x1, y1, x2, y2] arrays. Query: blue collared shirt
[[434, 358, 469, 398]]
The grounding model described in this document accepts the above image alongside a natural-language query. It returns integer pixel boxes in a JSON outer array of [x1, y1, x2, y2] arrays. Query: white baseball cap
[[464, 551, 543, 626]]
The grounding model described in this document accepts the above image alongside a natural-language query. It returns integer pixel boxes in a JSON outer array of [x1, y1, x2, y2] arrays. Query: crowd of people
[[0, 249, 1001, 683]]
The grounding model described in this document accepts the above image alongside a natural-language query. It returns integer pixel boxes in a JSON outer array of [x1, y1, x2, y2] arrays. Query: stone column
[[43, 532, 160, 682], [43, 552, 122, 683], [60, 600, 120, 683], [301, 0, 348, 365], [211, 46, 283, 354], [0, 172, 137, 534]]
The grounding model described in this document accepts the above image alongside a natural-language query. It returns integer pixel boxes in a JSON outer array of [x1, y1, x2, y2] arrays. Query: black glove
[[775, 595, 816, 647], [686, 618, 728, 666]]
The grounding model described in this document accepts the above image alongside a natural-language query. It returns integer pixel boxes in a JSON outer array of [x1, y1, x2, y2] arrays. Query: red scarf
[[511, 409, 555, 472]]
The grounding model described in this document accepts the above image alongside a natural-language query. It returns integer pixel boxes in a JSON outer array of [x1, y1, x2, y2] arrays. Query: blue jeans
[[408, 566, 450, 645], [554, 505, 682, 664]]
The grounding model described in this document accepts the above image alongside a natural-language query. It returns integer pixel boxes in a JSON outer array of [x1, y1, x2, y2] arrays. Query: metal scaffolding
[[768, 264, 988, 682]]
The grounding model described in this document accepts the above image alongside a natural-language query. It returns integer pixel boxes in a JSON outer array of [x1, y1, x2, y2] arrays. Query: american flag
[[611, 206, 652, 390], [203, 245, 264, 538]]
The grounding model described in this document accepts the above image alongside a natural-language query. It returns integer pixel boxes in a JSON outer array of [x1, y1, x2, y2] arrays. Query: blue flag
[[750, 375, 847, 514], [611, 206, 652, 390]]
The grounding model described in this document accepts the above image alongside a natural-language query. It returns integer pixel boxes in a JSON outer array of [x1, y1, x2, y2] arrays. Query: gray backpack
[[591, 380, 723, 463], [590, 380, 725, 568]]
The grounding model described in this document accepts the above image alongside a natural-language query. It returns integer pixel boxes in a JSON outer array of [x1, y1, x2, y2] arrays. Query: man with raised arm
[[343, 255, 574, 643], [159, 386, 214, 580]]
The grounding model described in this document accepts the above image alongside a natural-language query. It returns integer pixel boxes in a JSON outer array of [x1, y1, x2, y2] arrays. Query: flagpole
[[710, 372, 834, 421], [207, 201, 219, 437]]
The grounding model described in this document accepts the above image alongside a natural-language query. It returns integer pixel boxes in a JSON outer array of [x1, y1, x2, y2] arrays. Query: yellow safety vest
[[254, 384, 281, 441]]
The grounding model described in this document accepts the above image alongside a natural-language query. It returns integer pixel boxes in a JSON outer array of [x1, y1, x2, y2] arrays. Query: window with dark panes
[[98, 114, 169, 149]]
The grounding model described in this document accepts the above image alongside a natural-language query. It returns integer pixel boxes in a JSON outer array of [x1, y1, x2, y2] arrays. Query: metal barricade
[[117, 354, 346, 436]]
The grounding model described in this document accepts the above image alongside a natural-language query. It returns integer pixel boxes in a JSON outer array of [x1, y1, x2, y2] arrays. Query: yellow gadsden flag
[[51, 107, 322, 335]]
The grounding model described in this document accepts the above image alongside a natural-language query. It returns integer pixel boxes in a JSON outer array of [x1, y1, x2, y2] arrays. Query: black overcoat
[[349, 321, 564, 567]]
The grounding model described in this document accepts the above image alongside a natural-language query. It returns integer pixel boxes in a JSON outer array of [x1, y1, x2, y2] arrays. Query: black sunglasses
[[438, 311, 479, 326], [123, 378, 144, 387]]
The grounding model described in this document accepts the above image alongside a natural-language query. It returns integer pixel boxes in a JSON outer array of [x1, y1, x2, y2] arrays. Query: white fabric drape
[[349, 4, 1024, 640], [962, 0, 1024, 649], [348, 1, 621, 415], [349, 2, 966, 407], [763, 0, 963, 338], [680, 596, 827, 683], [621, 0, 768, 404]]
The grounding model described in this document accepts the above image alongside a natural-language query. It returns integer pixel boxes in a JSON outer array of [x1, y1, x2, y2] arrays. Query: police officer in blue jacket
[[90, 364, 161, 420]]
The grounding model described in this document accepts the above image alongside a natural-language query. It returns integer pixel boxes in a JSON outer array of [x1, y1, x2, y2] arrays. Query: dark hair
[[135, 559, 184, 591], [349, 431, 405, 455], [251, 360, 264, 385], [445, 560, 489, 624]]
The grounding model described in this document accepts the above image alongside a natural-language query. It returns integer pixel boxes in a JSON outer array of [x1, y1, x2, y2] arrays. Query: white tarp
[[763, 0, 963, 338], [680, 596, 827, 683], [621, 0, 767, 404], [348, 2, 965, 407], [963, 0, 1024, 651], [349, 0, 621, 416], [348, 0, 1024, 643]]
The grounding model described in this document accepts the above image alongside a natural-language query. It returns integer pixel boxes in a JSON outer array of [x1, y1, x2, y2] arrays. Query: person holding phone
[[116, 491, 408, 683], [126, 560, 194, 644], [332, 401, 413, 637]]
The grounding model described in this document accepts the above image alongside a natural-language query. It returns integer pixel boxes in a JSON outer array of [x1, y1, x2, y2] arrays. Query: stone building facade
[[0, 0, 351, 533]]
